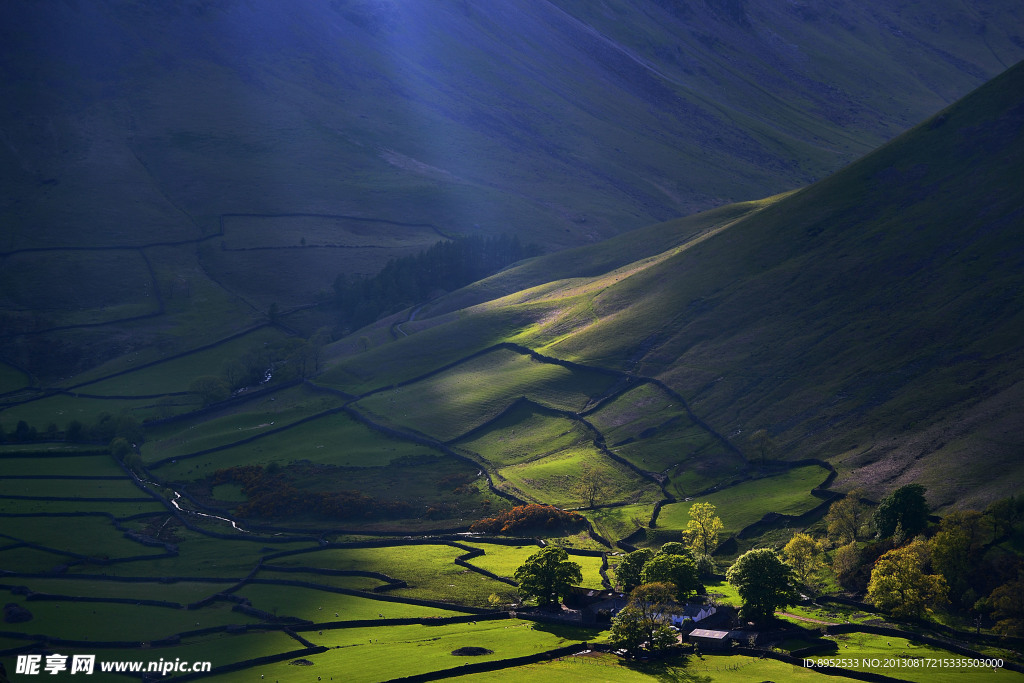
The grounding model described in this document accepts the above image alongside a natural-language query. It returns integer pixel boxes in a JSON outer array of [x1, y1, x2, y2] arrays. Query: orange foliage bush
[[470, 504, 586, 534]]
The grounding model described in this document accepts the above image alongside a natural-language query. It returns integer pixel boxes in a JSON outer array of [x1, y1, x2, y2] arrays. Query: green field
[[147, 409, 436, 472], [498, 444, 660, 509], [263, 545, 519, 607], [71, 326, 291, 396], [234, 583, 468, 622], [455, 403, 590, 468], [354, 347, 618, 442], [458, 542, 605, 589], [657, 465, 831, 536], [205, 620, 601, 683], [0, 452, 127, 476], [142, 384, 347, 461], [0, 362, 30, 394], [0, 594, 255, 642], [0, 393, 197, 432]]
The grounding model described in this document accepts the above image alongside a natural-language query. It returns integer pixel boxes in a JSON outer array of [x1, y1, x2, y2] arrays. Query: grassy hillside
[[322, 61, 1024, 510], [2, 0, 1022, 379]]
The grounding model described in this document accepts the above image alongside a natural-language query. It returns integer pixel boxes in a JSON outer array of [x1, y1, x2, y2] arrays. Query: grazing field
[[263, 545, 519, 607], [497, 444, 660, 509], [455, 403, 591, 468], [72, 326, 290, 396], [142, 385, 348, 461], [0, 477, 151, 499], [0, 595, 256, 642], [147, 409, 433, 472], [354, 347, 618, 442], [1, 577, 222, 604], [584, 503, 658, 547], [656, 464, 831, 536], [458, 542, 605, 589], [461, 652, 827, 682], [0, 452, 128, 476], [234, 583, 469, 622], [0, 514, 164, 560], [592, 384, 746, 496], [0, 250, 157, 330], [0, 393, 195, 432], [205, 620, 601, 683]]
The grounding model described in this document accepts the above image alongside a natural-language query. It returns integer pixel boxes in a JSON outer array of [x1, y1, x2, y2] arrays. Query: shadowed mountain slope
[[1, 0, 1022, 378], [322, 61, 1024, 510]]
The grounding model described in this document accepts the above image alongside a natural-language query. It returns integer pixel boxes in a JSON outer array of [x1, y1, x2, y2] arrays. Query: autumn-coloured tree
[[867, 540, 947, 619], [827, 489, 866, 544], [783, 532, 824, 589], [686, 502, 723, 559]]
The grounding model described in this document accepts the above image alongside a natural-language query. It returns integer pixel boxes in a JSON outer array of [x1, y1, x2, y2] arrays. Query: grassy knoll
[[498, 445, 660, 509], [656, 465, 831, 537], [264, 545, 518, 607], [0, 595, 256, 642], [590, 384, 748, 497], [455, 403, 590, 468], [354, 347, 617, 442], [72, 326, 291, 396], [235, 584, 469, 622], [584, 503, 657, 547], [206, 620, 602, 683], [142, 385, 346, 461], [458, 542, 605, 589]]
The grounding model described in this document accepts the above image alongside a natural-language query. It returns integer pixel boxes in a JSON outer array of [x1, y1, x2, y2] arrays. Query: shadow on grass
[[528, 621, 607, 641], [622, 654, 711, 683]]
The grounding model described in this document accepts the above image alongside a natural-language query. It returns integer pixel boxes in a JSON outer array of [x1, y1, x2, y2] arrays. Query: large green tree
[[871, 484, 929, 541], [513, 546, 583, 608], [640, 552, 701, 602], [726, 548, 800, 623], [609, 582, 680, 657], [615, 548, 654, 593]]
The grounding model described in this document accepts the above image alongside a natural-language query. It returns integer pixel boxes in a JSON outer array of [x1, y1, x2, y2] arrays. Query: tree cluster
[[188, 332, 331, 406], [469, 504, 586, 535], [330, 234, 540, 332], [1, 412, 143, 446], [609, 582, 682, 657], [727, 547, 800, 624], [615, 542, 702, 602]]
